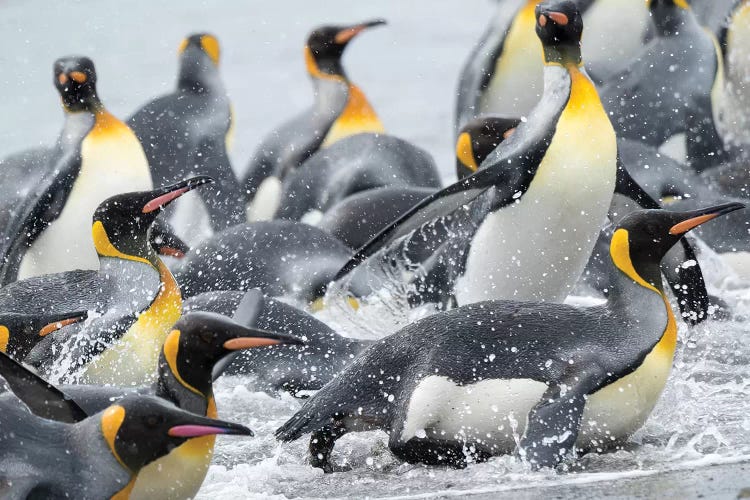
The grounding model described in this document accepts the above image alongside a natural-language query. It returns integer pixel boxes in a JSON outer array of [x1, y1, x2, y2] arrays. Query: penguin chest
[[398, 376, 548, 454], [479, 3, 542, 117], [456, 72, 617, 305], [82, 263, 181, 386], [18, 122, 152, 279]]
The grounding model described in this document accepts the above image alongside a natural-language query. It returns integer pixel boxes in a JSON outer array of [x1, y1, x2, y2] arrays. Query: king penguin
[[276, 202, 744, 472], [0, 177, 212, 386], [0, 305, 299, 500], [0, 392, 251, 499], [128, 33, 246, 239], [2, 57, 155, 283], [454, 0, 650, 132], [327, 1, 620, 311], [243, 20, 386, 220], [599, 0, 728, 171]]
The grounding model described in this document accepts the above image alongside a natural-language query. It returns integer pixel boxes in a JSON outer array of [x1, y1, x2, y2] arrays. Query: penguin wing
[[333, 160, 531, 281], [0, 351, 88, 423], [0, 148, 81, 285], [0, 475, 46, 500]]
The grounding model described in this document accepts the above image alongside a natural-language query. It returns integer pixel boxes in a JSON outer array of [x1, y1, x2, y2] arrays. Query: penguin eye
[[200, 331, 214, 343], [145, 415, 160, 428]]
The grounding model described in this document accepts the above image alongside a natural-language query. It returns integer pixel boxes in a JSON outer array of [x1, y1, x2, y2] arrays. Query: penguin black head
[[305, 19, 386, 77], [177, 33, 221, 91], [611, 202, 745, 289], [53, 56, 101, 112], [101, 395, 252, 473], [92, 176, 213, 263], [535, 0, 583, 65], [160, 311, 303, 396], [648, 0, 692, 34], [456, 116, 522, 178]]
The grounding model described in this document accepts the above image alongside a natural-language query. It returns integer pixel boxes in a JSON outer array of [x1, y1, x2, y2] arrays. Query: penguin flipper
[[333, 167, 518, 281], [0, 351, 88, 423], [685, 94, 729, 173], [613, 159, 711, 324], [519, 368, 603, 470], [0, 476, 47, 500], [0, 149, 80, 285]]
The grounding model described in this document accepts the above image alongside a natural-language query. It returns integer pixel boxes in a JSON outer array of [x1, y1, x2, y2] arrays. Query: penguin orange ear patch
[[57, 73, 68, 85], [200, 35, 220, 65], [548, 12, 569, 26], [69, 71, 88, 83]]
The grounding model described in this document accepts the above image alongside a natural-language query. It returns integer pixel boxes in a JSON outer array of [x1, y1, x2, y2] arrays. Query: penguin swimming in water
[[277, 202, 744, 472], [326, 1, 626, 312], [454, 0, 650, 132], [0, 304, 299, 500], [175, 219, 352, 302], [272, 133, 441, 223], [0, 56, 155, 283], [599, 0, 728, 171], [2, 177, 211, 386], [128, 33, 246, 238], [0, 392, 252, 499], [243, 20, 386, 219], [183, 290, 369, 396]]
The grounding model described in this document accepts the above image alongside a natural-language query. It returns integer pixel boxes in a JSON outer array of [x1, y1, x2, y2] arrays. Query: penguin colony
[[0, 0, 748, 496]]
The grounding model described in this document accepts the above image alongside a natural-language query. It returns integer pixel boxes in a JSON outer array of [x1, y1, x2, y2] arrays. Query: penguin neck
[[542, 44, 582, 67], [651, 7, 697, 36], [305, 46, 347, 82], [155, 349, 212, 415], [70, 418, 135, 494], [178, 62, 224, 94], [605, 229, 677, 354]]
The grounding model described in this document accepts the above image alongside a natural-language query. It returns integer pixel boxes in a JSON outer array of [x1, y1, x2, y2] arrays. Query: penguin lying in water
[[128, 33, 246, 236], [276, 202, 745, 472], [244, 20, 386, 219], [183, 290, 369, 396], [0, 302, 299, 499], [599, 0, 728, 171], [0, 56, 157, 284], [454, 0, 650, 132], [273, 133, 441, 223], [175, 219, 352, 302], [324, 1, 710, 325], [1, 177, 212, 386], [0, 392, 251, 499]]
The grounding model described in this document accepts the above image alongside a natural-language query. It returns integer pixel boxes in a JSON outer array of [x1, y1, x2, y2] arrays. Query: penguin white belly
[[479, 4, 542, 118], [456, 129, 616, 304], [18, 125, 151, 278], [247, 175, 282, 221], [399, 375, 547, 453]]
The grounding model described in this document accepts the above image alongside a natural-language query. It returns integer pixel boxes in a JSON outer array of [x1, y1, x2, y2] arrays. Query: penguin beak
[[168, 415, 254, 438], [142, 176, 214, 214], [668, 202, 746, 235], [223, 327, 304, 351], [334, 19, 386, 44]]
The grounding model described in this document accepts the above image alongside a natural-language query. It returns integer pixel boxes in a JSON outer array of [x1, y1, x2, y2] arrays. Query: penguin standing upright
[[599, 0, 728, 171], [129, 33, 246, 239], [0, 393, 252, 498], [277, 202, 744, 472], [1, 57, 154, 282], [1, 178, 211, 386], [243, 20, 386, 219], [330, 1, 620, 309]]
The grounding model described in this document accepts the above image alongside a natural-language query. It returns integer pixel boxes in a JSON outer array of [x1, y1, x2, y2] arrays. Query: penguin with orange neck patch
[[277, 202, 744, 472], [0, 56, 170, 285], [243, 20, 386, 220], [0, 302, 300, 499], [128, 33, 246, 238], [0, 392, 252, 499], [0, 177, 212, 387]]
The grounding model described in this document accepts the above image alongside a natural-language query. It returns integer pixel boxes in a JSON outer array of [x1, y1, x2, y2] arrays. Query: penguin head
[[456, 116, 522, 179], [177, 33, 222, 91], [611, 202, 745, 288], [305, 19, 386, 77], [160, 311, 303, 396], [535, 0, 583, 65], [92, 176, 213, 263], [648, 0, 691, 33], [53, 56, 101, 112], [100, 395, 252, 473]]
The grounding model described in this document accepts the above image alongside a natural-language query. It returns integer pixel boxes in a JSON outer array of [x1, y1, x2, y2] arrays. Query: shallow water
[[1, 1, 749, 498]]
